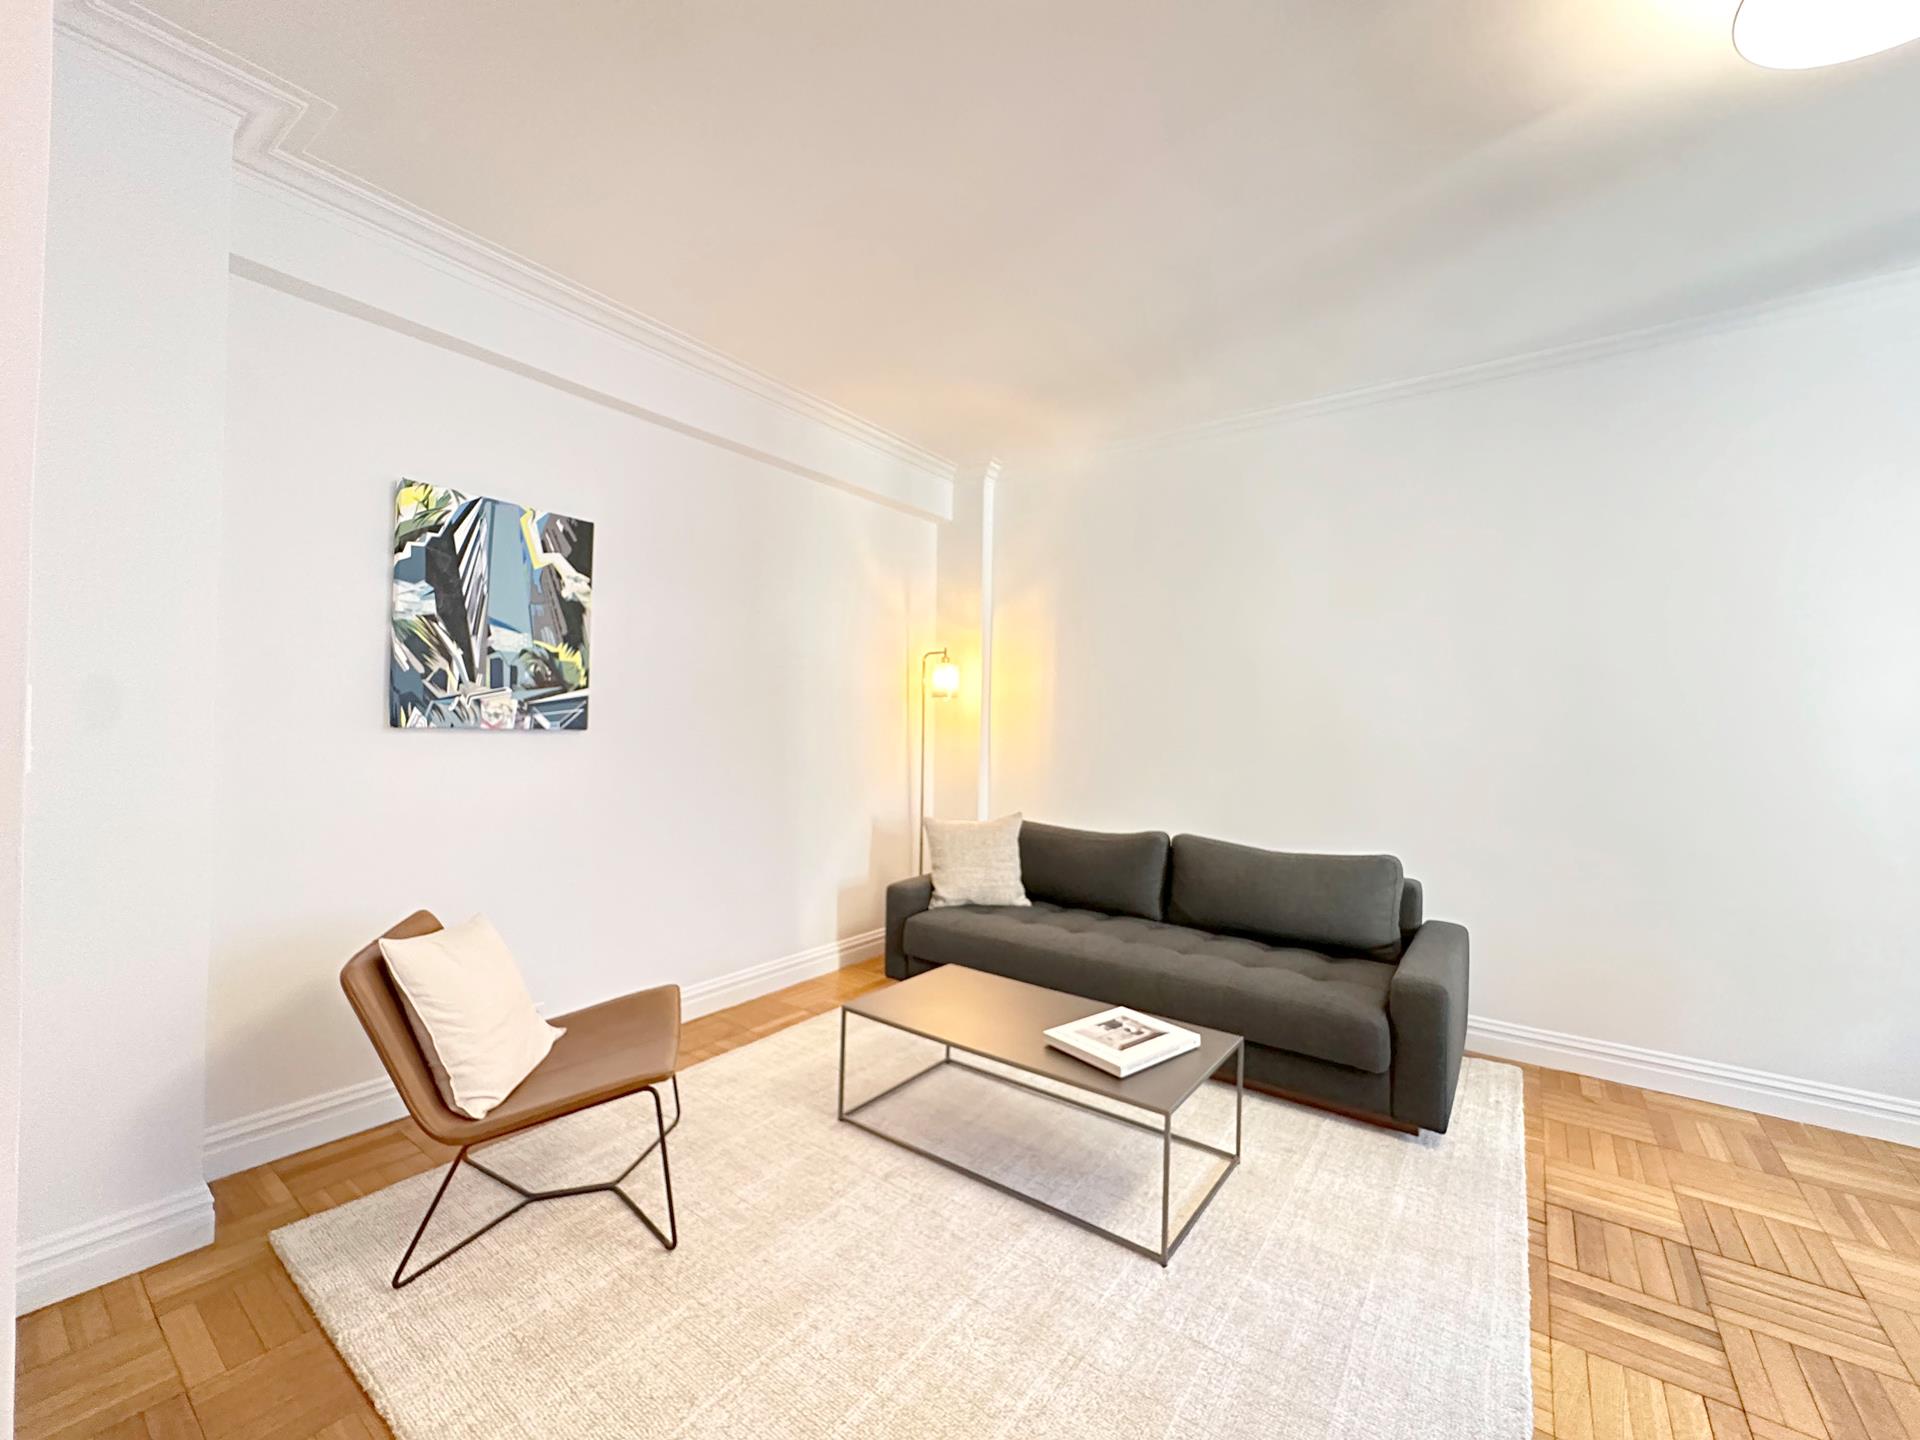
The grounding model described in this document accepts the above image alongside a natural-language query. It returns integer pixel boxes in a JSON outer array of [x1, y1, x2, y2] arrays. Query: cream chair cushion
[[378, 914, 564, 1119]]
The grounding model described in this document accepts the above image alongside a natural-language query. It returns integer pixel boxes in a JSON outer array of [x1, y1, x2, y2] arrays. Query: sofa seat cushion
[[902, 903, 1394, 1073]]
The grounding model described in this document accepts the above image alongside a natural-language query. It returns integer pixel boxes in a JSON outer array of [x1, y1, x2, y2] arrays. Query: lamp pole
[[917, 647, 949, 873]]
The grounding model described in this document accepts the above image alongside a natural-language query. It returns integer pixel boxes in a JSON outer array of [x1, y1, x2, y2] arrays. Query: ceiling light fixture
[[1732, 0, 1920, 69]]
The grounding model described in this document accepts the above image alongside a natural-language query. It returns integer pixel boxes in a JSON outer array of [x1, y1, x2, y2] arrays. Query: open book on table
[[1043, 1006, 1201, 1079]]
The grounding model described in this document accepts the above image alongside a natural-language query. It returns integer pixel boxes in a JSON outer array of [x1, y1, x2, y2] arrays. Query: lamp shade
[[1733, 0, 1920, 68], [929, 660, 960, 698]]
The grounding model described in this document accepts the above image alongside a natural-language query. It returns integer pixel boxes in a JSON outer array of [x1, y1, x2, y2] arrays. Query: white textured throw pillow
[[378, 915, 565, 1119], [925, 813, 1031, 908]]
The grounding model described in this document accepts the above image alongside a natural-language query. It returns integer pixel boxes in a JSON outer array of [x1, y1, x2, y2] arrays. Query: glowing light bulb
[[1733, 0, 1920, 69]]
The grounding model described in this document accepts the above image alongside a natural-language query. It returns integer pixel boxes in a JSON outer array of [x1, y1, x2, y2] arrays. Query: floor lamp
[[918, 648, 960, 872]]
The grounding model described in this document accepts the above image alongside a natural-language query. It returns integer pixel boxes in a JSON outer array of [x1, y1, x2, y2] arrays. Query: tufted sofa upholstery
[[903, 904, 1396, 1071], [885, 821, 1469, 1133]]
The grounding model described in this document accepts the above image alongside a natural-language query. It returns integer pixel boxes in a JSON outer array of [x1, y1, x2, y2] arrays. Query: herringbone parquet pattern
[[14, 961, 1920, 1439]]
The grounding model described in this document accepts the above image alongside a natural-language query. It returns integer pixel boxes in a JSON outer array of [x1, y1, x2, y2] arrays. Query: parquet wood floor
[[1533, 1071, 1920, 1440], [15, 959, 1920, 1439]]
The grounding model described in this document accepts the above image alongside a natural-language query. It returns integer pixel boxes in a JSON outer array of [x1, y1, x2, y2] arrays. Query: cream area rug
[[273, 1009, 1531, 1439]]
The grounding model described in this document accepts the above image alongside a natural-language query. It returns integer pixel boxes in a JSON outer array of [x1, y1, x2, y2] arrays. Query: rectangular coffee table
[[837, 964, 1244, 1266]]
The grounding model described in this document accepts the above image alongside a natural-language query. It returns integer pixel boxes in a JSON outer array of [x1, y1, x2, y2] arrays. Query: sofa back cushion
[[1168, 835, 1405, 956], [1019, 822, 1171, 921], [1399, 876, 1424, 936]]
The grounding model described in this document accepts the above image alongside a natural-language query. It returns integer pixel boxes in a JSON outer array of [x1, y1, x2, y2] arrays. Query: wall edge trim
[[16, 1186, 214, 1314], [1467, 1015, 1920, 1147], [52, 0, 956, 498], [201, 929, 885, 1182], [1102, 258, 1920, 457]]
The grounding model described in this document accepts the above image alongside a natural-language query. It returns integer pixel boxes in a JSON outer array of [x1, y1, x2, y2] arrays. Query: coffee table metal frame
[[837, 1006, 1245, 1267]]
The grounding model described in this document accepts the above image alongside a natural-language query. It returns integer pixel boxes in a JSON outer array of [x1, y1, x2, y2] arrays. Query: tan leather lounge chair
[[342, 910, 683, 1288]]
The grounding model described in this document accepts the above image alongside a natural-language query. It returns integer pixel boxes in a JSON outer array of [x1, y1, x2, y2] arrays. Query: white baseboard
[[203, 1076, 407, 1182], [1467, 1016, 1920, 1148], [201, 928, 885, 1182], [680, 927, 883, 1020], [17, 1185, 214, 1314]]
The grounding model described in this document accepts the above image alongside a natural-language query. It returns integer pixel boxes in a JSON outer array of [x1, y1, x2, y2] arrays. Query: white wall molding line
[[1105, 256, 1920, 458], [207, 996, 1920, 1183], [16, 1185, 213, 1315], [203, 929, 885, 1182], [51, 0, 956, 514], [680, 928, 884, 1020], [227, 253, 948, 521], [202, 1076, 406, 1185], [1468, 1016, 1920, 1148]]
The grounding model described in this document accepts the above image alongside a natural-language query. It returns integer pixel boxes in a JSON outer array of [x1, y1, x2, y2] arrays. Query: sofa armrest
[[1388, 920, 1469, 1133], [884, 875, 934, 980]]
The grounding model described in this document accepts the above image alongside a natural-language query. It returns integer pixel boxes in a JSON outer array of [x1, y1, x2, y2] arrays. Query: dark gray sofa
[[884, 822, 1469, 1133]]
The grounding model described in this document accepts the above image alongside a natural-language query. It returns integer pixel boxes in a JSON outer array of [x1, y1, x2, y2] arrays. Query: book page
[[1070, 1012, 1167, 1052]]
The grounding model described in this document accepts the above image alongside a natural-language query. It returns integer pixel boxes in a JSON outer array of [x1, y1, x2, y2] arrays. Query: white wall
[[19, 36, 939, 1306], [990, 279, 1920, 1127], [17, 44, 236, 1308], [930, 465, 991, 829], [0, 0, 53, 1411], [206, 271, 932, 1144]]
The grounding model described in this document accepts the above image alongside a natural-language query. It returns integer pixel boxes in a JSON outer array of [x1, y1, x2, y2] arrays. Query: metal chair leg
[[608, 1083, 678, 1251], [392, 1147, 535, 1289], [390, 1076, 682, 1289]]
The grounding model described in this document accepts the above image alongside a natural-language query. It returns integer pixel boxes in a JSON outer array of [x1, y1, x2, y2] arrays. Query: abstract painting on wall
[[390, 481, 594, 730]]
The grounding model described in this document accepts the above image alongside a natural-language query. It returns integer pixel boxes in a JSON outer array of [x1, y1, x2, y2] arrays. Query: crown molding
[[1103, 255, 1920, 459], [52, 0, 955, 488]]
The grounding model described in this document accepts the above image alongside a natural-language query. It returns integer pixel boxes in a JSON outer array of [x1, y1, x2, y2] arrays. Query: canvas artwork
[[390, 481, 594, 729]]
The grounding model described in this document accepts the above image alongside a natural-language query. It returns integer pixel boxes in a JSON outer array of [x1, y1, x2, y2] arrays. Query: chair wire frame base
[[390, 1075, 681, 1290]]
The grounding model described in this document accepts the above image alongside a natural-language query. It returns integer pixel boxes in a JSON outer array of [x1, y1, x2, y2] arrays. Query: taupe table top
[[842, 963, 1243, 1117]]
